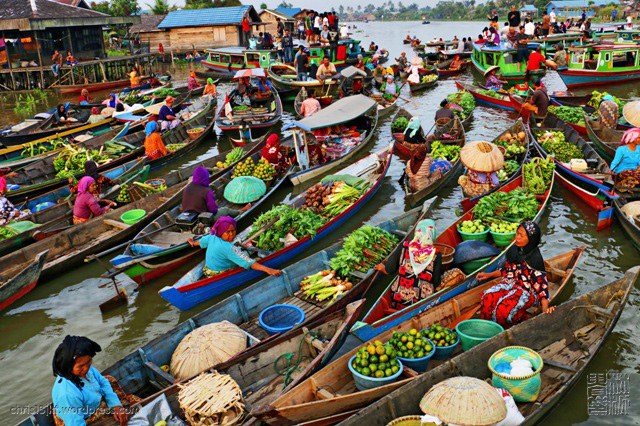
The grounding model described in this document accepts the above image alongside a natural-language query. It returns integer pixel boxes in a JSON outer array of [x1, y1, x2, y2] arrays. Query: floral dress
[[390, 241, 442, 309], [480, 260, 549, 327]]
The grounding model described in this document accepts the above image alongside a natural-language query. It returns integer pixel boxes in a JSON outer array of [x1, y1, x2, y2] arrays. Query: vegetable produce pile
[[588, 90, 625, 111], [497, 159, 520, 182], [352, 340, 401, 378], [300, 270, 353, 302], [549, 105, 586, 126], [535, 130, 584, 163], [215, 147, 245, 169], [165, 143, 187, 152], [495, 130, 527, 159], [21, 137, 66, 158], [423, 323, 458, 347], [53, 145, 112, 180], [233, 105, 250, 111], [0, 226, 18, 241], [429, 140, 461, 161], [523, 157, 555, 194], [152, 88, 179, 98], [231, 157, 276, 181], [388, 329, 434, 359], [247, 205, 326, 251], [457, 219, 487, 234], [473, 188, 540, 223], [391, 116, 409, 133], [446, 90, 475, 120], [330, 225, 398, 278], [303, 181, 367, 218], [490, 220, 519, 234], [420, 74, 438, 84], [477, 89, 505, 99], [116, 181, 167, 203]]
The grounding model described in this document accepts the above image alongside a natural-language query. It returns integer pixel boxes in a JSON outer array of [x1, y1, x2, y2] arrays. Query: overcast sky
[[162, 0, 445, 10]]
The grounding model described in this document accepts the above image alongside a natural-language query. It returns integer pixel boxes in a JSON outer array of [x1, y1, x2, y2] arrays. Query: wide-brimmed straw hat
[[623, 100, 640, 128], [460, 141, 504, 172], [484, 65, 500, 77], [410, 57, 423, 66], [419, 377, 507, 425]]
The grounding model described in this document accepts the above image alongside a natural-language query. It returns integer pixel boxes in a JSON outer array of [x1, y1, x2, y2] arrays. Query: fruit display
[[457, 219, 487, 234], [423, 323, 458, 347], [477, 89, 504, 99], [420, 74, 438, 83], [330, 225, 399, 278], [474, 188, 540, 223], [535, 130, 584, 163], [252, 158, 277, 181], [21, 137, 66, 158], [495, 130, 527, 159], [53, 145, 111, 179], [490, 220, 519, 234], [523, 157, 555, 194], [165, 143, 187, 152], [247, 205, 327, 251], [387, 329, 434, 359], [391, 116, 409, 133], [116, 184, 131, 203], [300, 270, 353, 302], [429, 140, 461, 161], [352, 340, 401, 378], [446, 90, 475, 120], [232, 157, 255, 178], [218, 147, 245, 169]]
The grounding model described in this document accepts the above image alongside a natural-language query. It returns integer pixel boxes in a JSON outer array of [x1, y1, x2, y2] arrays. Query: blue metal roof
[[520, 5, 538, 11], [275, 7, 302, 17], [546, 0, 619, 8], [158, 5, 251, 28]]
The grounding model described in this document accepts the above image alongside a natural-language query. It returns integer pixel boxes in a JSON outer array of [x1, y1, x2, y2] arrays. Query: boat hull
[[557, 68, 640, 88], [54, 78, 133, 94], [455, 81, 518, 111], [614, 200, 640, 251], [0, 251, 48, 310]]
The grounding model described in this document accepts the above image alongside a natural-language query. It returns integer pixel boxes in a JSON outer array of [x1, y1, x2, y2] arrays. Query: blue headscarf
[[145, 121, 157, 137], [108, 93, 117, 108], [602, 94, 614, 102]]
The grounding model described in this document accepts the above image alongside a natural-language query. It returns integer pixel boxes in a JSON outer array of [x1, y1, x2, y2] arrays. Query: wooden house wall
[[138, 31, 171, 53], [166, 25, 239, 51], [259, 13, 294, 35]]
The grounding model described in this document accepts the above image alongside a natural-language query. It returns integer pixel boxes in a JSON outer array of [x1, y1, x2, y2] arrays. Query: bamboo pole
[[33, 31, 45, 89], [3, 31, 16, 90]]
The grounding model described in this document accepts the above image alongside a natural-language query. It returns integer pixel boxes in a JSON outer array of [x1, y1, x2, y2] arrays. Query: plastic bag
[[127, 394, 187, 426]]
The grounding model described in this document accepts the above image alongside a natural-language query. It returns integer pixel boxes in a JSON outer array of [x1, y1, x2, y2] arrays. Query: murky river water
[[1, 21, 639, 425]]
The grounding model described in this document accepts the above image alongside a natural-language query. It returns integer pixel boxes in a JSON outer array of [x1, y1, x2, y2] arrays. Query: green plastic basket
[[457, 227, 489, 242], [488, 346, 543, 402], [385, 416, 426, 426], [462, 256, 492, 275], [490, 230, 516, 247], [456, 319, 504, 351], [120, 209, 146, 225]]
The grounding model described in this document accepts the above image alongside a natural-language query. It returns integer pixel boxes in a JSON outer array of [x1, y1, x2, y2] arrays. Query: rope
[[273, 330, 320, 390]]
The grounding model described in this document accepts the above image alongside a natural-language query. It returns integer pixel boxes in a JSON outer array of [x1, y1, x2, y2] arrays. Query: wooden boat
[[0, 250, 48, 311], [460, 119, 529, 212], [527, 113, 617, 213], [159, 144, 394, 311], [613, 199, 640, 251], [584, 115, 622, 163], [546, 95, 631, 132], [294, 87, 337, 118], [471, 42, 545, 85], [215, 87, 283, 133], [404, 117, 466, 207], [352, 173, 554, 343], [408, 67, 438, 93], [0, 157, 148, 258], [558, 44, 640, 88], [268, 63, 340, 102], [455, 80, 520, 111], [253, 246, 585, 425], [112, 86, 204, 124], [53, 76, 147, 94], [5, 96, 216, 203], [371, 93, 399, 119], [393, 111, 465, 162], [436, 58, 470, 77], [108, 137, 290, 284], [337, 265, 636, 426], [287, 95, 379, 186]]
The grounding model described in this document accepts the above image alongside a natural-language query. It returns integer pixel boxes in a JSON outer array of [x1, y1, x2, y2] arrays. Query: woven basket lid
[[410, 57, 423, 65], [623, 101, 640, 128], [460, 141, 504, 172], [419, 377, 507, 425], [145, 102, 166, 116], [100, 107, 115, 117]]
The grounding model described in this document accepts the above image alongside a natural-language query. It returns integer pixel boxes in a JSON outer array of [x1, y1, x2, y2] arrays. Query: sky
[[163, 0, 446, 11]]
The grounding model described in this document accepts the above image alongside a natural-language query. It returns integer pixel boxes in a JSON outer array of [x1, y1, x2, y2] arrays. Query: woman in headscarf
[[187, 71, 201, 90], [129, 67, 140, 89], [181, 166, 218, 215], [484, 66, 506, 91], [72, 177, 115, 224], [380, 74, 399, 102], [105, 93, 120, 109], [78, 89, 91, 105], [261, 134, 289, 171], [478, 221, 552, 327], [157, 96, 181, 131], [52, 104, 68, 126], [187, 216, 281, 277], [405, 145, 442, 192], [0, 175, 28, 226], [51, 335, 139, 426], [203, 77, 217, 96], [611, 128, 640, 190], [143, 121, 169, 160], [597, 94, 619, 130], [88, 107, 105, 124], [403, 116, 425, 144], [69, 160, 116, 195]]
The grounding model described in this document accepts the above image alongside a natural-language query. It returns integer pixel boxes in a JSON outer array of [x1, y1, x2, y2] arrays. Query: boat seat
[[392, 229, 408, 237], [152, 231, 191, 247], [316, 387, 336, 400], [143, 361, 174, 390]]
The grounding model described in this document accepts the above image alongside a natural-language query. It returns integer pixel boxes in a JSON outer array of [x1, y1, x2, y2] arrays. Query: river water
[[1, 21, 639, 425]]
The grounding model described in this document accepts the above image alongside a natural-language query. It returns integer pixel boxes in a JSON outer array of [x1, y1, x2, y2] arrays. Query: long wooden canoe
[[436, 58, 470, 77], [613, 199, 640, 252], [338, 265, 637, 426], [108, 137, 289, 284], [294, 87, 338, 118], [408, 67, 438, 94], [215, 87, 283, 133], [455, 80, 520, 111], [252, 246, 584, 425], [584, 115, 622, 163], [268, 63, 339, 102], [394, 111, 465, 162], [353, 173, 554, 343], [0, 250, 48, 311], [160, 144, 394, 311]]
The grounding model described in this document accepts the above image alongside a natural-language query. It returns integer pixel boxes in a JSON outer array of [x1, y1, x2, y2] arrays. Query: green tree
[[184, 0, 240, 8], [338, 5, 344, 15], [146, 0, 175, 14], [277, 1, 293, 7], [260, 2, 267, 9], [91, 1, 112, 14], [110, 0, 140, 16]]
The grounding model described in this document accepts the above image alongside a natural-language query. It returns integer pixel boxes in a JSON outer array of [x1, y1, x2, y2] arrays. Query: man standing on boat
[[541, 11, 551, 36], [515, 26, 530, 70], [282, 29, 294, 65], [550, 8, 557, 29], [508, 5, 521, 29], [295, 46, 310, 81], [521, 78, 549, 125]]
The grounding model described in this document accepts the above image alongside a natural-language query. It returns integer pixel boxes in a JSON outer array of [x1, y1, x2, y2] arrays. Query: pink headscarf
[[0, 176, 6, 194], [77, 176, 95, 194], [211, 216, 237, 237], [621, 128, 640, 146]]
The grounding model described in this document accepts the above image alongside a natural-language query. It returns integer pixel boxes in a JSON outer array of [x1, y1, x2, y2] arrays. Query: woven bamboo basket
[[178, 372, 245, 426]]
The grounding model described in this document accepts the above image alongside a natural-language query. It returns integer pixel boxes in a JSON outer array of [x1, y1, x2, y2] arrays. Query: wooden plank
[[103, 218, 130, 230]]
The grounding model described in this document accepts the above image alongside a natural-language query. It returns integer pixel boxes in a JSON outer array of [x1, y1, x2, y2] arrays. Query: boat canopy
[[284, 95, 376, 131], [340, 66, 367, 79]]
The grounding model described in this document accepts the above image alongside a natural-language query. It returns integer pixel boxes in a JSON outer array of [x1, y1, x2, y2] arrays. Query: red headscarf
[[0, 176, 6, 194], [261, 134, 284, 166], [91, 107, 100, 115]]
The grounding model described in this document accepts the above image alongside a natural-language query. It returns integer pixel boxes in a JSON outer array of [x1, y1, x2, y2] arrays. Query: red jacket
[[527, 51, 546, 71]]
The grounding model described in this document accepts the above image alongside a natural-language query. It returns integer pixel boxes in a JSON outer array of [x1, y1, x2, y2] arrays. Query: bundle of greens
[[21, 137, 66, 158], [476, 89, 504, 99], [588, 90, 625, 111], [429, 140, 461, 161], [535, 130, 584, 163], [152, 87, 179, 98], [446, 90, 475, 119], [53, 145, 111, 179], [523, 157, 555, 194], [549, 105, 586, 126], [323, 181, 364, 218], [247, 205, 326, 251], [330, 225, 398, 278], [0, 226, 18, 241], [300, 270, 353, 302], [473, 188, 539, 223], [391, 116, 409, 133]]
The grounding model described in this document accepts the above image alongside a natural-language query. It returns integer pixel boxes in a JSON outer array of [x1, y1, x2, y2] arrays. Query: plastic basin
[[348, 355, 404, 391], [430, 335, 460, 360], [462, 256, 493, 275], [397, 339, 435, 372], [490, 230, 516, 247], [456, 319, 504, 351], [120, 209, 146, 225], [457, 227, 489, 243], [259, 304, 305, 335]]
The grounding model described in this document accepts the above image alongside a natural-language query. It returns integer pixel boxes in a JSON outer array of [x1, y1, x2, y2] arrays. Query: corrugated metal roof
[[547, 0, 619, 7], [275, 7, 302, 17], [158, 5, 251, 29], [520, 5, 538, 11]]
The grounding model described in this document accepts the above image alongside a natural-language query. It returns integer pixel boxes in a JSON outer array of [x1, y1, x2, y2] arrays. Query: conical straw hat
[[145, 101, 166, 116], [419, 377, 507, 426], [623, 101, 640, 128], [460, 141, 504, 172]]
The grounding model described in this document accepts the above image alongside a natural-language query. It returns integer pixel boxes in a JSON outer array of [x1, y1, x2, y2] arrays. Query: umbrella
[[419, 377, 507, 426], [224, 176, 266, 203], [623, 100, 640, 128], [460, 141, 504, 172], [410, 57, 423, 66], [484, 65, 500, 77], [233, 68, 266, 80]]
